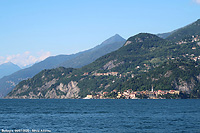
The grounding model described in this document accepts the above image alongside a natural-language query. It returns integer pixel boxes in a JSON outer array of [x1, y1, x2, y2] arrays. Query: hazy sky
[[0, 0, 200, 67]]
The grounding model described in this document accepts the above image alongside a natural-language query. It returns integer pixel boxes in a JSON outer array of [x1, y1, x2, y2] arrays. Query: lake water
[[0, 99, 200, 133]]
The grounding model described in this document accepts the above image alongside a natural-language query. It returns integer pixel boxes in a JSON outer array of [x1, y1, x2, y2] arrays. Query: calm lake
[[0, 99, 200, 133]]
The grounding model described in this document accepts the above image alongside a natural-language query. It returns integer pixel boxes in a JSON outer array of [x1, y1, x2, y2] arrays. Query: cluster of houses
[[83, 72, 119, 76], [192, 35, 200, 42], [117, 89, 180, 99], [84, 88, 180, 99], [93, 72, 119, 76], [176, 35, 200, 45], [181, 53, 200, 62]]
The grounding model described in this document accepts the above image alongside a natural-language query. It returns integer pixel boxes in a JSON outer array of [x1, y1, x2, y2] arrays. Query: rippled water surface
[[0, 99, 200, 133]]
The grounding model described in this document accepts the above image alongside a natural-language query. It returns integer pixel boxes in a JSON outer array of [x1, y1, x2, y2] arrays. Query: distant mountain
[[59, 34, 126, 68], [0, 54, 80, 98], [0, 34, 125, 98], [157, 32, 174, 39], [0, 62, 21, 79]]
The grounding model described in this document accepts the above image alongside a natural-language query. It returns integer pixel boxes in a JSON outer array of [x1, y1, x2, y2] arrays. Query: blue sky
[[0, 0, 200, 67]]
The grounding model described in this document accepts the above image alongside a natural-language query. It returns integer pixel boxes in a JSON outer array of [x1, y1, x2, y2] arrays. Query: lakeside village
[[84, 86, 181, 99], [82, 36, 200, 99], [82, 68, 190, 99]]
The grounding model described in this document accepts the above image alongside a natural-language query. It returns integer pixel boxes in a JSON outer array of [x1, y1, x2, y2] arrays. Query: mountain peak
[[101, 34, 125, 46], [0, 62, 19, 67], [0, 62, 21, 79], [124, 33, 163, 46], [113, 34, 121, 37]]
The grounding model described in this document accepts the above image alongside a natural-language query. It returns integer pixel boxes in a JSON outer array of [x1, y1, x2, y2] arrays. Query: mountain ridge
[[5, 33, 179, 98], [166, 19, 200, 41], [5, 19, 200, 99], [59, 34, 125, 68], [0, 34, 125, 97], [0, 62, 21, 79]]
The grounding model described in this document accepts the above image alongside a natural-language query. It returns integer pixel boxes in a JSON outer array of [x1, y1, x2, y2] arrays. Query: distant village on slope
[[84, 86, 186, 99]]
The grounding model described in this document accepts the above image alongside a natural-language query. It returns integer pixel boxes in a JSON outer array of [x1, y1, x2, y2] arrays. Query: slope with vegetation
[[5, 19, 200, 99], [0, 34, 125, 97], [119, 59, 200, 98], [167, 19, 200, 42]]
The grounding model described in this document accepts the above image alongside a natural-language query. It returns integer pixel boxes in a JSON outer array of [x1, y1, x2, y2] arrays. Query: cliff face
[[174, 79, 195, 92], [5, 67, 80, 99], [5, 80, 80, 99], [44, 81, 80, 99]]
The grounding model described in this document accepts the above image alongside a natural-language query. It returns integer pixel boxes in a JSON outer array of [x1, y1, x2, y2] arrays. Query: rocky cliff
[[5, 80, 80, 99], [5, 67, 81, 99]]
